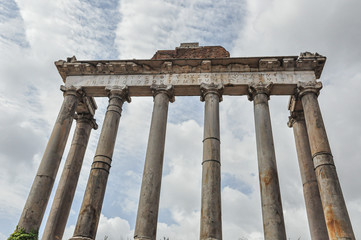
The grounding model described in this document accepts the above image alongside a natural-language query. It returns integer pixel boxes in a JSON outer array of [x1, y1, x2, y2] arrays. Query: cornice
[[55, 52, 326, 83]]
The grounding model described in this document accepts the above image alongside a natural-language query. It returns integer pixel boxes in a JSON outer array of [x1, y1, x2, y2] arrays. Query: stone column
[[134, 85, 174, 240], [42, 113, 98, 240], [288, 108, 328, 240], [17, 85, 82, 233], [248, 83, 286, 240], [70, 86, 130, 240], [199, 83, 223, 240], [298, 82, 355, 240]]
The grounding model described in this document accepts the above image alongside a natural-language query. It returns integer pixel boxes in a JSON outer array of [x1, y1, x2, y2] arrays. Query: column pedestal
[[298, 82, 355, 240], [70, 86, 130, 240], [134, 85, 174, 240], [200, 83, 223, 240], [248, 83, 286, 240], [17, 86, 81, 233]]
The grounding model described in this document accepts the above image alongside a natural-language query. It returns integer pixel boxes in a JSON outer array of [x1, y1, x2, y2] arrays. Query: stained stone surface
[[56, 45, 325, 98], [151, 43, 230, 60]]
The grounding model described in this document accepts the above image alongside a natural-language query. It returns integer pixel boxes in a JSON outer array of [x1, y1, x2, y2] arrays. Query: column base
[[69, 237, 93, 240]]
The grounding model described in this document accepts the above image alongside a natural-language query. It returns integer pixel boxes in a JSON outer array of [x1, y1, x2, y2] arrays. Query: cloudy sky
[[1, 0, 361, 239]]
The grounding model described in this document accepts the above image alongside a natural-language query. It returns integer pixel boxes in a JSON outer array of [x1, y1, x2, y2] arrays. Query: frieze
[[66, 71, 316, 88]]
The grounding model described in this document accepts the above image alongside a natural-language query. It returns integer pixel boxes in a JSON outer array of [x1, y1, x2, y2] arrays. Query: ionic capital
[[60, 85, 84, 98], [75, 113, 98, 130], [296, 81, 322, 99], [247, 82, 273, 101], [151, 84, 175, 102], [200, 83, 224, 102], [105, 86, 131, 103], [287, 111, 305, 128]]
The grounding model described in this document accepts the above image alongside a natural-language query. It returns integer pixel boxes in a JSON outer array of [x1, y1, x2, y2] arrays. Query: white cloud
[[222, 187, 262, 239], [115, 0, 245, 59], [63, 215, 132, 240], [161, 120, 203, 214], [96, 215, 132, 240]]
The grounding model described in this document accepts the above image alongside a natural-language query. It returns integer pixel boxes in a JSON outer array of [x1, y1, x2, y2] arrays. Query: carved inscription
[[66, 71, 316, 88]]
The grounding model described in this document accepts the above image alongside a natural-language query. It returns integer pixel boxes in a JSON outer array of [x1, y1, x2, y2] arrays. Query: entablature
[[55, 51, 326, 98], [56, 52, 326, 82]]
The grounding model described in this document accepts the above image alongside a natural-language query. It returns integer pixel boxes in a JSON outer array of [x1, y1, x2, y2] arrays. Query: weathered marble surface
[[65, 71, 317, 97], [298, 82, 355, 240], [288, 106, 328, 240]]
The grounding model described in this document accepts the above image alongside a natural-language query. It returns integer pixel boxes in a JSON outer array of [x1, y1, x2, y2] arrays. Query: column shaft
[[249, 84, 286, 240], [134, 85, 173, 240], [200, 83, 222, 240], [71, 87, 129, 240], [300, 84, 355, 240], [289, 111, 328, 239], [17, 86, 80, 233], [42, 114, 96, 240]]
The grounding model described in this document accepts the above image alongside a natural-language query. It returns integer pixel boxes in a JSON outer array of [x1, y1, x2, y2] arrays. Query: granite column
[[298, 82, 355, 240], [17, 85, 82, 233], [134, 85, 174, 240], [288, 104, 328, 239], [70, 86, 130, 240], [248, 83, 286, 240], [43, 113, 98, 240], [200, 83, 223, 240]]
